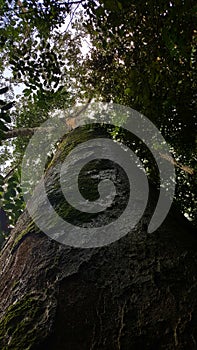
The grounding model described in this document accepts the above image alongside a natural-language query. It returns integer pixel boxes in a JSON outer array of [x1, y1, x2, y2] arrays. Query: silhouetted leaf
[[0, 87, 8, 94]]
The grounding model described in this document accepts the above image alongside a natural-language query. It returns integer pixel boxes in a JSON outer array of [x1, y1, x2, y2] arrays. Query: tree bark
[[0, 126, 196, 350]]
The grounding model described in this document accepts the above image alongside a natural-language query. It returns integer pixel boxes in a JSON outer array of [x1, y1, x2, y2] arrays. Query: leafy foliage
[[0, 85, 13, 140], [0, 1, 86, 241], [80, 0, 197, 225], [0, 0, 196, 243]]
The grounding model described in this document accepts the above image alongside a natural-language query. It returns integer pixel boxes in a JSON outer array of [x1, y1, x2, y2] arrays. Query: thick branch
[[4, 98, 92, 140], [4, 127, 43, 139]]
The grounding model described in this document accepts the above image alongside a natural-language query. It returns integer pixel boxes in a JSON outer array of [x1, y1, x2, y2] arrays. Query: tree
[[0, 125, 197, 349], [0, 1, 197, 348], [0, 0, 194, 231]]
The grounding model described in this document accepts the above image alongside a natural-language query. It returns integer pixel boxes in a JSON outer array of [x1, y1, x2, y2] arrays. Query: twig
[[159, 152, 195, 175], [65, 97, 92, 129], [3, 165, 18, 182], [63, 3, 81, 34]]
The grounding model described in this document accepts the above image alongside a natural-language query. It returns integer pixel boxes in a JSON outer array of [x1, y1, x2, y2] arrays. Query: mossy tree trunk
[[0, 126, 196, 350]]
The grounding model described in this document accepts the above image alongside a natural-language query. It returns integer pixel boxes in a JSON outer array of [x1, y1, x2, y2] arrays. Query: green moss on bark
[[45, 125, 111, 226], [50, 125, 109, 167], [11, 222, 39, 253], [0, 294, 45, 349]]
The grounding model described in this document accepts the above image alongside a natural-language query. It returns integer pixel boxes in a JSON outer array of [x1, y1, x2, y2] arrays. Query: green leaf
[[0, 175, 4, 184], [23, 89, 32, 97], [117, 1, 122, 10], [5, 202, 16, 210], [10, 188, 17, 197], [124, 87, 132, 95], [4, 192, 11, 201]]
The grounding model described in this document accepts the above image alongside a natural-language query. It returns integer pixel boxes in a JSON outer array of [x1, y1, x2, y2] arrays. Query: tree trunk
[[0, 126, 196, 350]]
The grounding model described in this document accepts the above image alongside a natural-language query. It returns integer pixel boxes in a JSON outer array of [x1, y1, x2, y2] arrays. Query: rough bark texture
[[0, 126, 196, 350]]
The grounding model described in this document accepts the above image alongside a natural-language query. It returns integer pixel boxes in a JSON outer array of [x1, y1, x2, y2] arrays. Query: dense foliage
[[0, 0, 196, 242], [80, 0, 197, 223]]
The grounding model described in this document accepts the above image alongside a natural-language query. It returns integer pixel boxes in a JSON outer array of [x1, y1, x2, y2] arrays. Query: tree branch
[[3, 165, 18, 182], [159, 153, 194, 175], [3, 98, 92, 139], [4, 127, 41, 139]]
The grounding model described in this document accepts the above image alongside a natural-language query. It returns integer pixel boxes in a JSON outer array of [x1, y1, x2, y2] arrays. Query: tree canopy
[[0, 0, 196, 242]]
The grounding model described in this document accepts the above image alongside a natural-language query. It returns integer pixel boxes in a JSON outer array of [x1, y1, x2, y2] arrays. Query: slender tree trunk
[[0, 126, 196, 350]]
